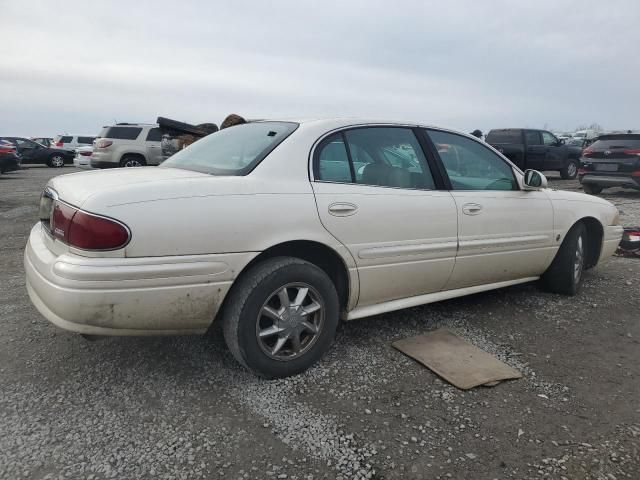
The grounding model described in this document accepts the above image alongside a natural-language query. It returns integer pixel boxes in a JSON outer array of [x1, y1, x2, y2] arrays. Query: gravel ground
[[1, 166, 639, 480]]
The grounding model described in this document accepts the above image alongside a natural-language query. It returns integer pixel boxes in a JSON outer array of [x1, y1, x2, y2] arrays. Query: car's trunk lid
[[46, 167, 209, 207]]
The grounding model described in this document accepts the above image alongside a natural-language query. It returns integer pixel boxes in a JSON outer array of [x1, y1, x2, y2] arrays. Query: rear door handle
[[462, 203, 483, 215], [328, 202, 358, 216]]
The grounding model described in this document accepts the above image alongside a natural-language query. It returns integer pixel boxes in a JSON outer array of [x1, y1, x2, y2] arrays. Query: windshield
[[161, 121, 298, 175]]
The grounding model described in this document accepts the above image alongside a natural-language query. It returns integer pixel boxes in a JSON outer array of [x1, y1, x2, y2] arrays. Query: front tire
[[583, 183, 603, 195], [222, 257, 339, 378], [560, 159, 578, 180], [542, 223, 587, 295], [48, 154, 65, 168]]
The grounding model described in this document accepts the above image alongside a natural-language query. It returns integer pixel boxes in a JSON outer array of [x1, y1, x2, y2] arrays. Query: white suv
[[90, 124, 169, 168], [52, 134, 96, 152]]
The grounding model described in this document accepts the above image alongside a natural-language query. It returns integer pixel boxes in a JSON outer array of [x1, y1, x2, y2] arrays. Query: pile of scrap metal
[[156, 117, 218, 155], [156, 114, 247, 156], [617, 227, 640, 258]]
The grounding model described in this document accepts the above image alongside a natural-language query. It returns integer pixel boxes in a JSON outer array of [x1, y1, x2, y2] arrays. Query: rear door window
[[486, 130, 521, 143], [104, 127, 143, 140], [146, 128, 163, 142], [525, 131, 542, 145], [315, 134, 353, 183], [60, 136, 73, 143], [344, 127, 435, 189]]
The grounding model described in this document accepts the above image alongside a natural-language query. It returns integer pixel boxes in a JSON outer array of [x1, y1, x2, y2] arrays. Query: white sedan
[[25, 119, 623, 377], [73, 145, 94, 169]]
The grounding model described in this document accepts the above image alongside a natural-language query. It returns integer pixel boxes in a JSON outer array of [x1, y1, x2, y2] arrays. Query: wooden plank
[[393, 329, 522, 390]]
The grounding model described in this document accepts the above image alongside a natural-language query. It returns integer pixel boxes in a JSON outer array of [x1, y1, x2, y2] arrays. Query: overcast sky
[[1, 0, 638, 137]]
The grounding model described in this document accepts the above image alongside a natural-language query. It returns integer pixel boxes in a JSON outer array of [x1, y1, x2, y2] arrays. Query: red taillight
[[623, 148, 640, 156], [55, 141, 64, 147], [51, 202, 76, 242], [582, 147, 593, 156], [96, 139, 113, 149], [68, 211, 130, 250], [0, 146, 14, 154], [79, 150, 92, 156], [49, 201, 129, 250], [631, 170, 640, 177]]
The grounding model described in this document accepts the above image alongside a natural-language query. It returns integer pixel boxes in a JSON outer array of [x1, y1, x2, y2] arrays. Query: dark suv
[[579, 134, 640, 194]]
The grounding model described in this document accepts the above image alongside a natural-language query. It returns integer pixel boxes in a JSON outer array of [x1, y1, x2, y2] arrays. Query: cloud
[[1, 0, 638, 136]]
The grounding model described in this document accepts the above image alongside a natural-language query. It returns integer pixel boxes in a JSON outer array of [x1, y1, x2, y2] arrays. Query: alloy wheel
[[51, 156, 64, 167], [567, 162, 577, 178], [123, 159, 143, 167], [255, 283, 325, 361]]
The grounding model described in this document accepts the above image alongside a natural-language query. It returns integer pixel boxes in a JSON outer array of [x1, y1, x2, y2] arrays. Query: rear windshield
[[104, 127, 142, 140], [77, 136, 95, 144], [591, 136, 640, 149], [54, 135, 73, 143], [486, 130, 521, 144], [161, 122, 298, 175]]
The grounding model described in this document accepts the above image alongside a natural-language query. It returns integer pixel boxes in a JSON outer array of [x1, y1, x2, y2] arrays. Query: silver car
[[90, 124, 168, 168]]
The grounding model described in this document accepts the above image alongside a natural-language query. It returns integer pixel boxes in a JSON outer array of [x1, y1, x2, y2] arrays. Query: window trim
[[310, 124, 443, 191], [424, 127, 521, 192]]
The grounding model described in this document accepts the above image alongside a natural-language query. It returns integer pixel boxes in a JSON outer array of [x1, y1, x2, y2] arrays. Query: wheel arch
[[212, 240, 353, 330], [577, 216, 604, 269], [117, 151, 147, 164]]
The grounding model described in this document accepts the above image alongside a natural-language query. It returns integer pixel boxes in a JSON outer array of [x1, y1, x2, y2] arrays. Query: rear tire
[[583, 183, 603, 195], [222, 257, 339, 378], [560, 159, 578, 180], [119, 156, 146, 167], [542, 223, 587, 295], [48, 154, 65, 168]]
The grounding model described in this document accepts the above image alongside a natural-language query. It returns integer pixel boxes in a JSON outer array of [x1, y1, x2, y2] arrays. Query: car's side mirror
[[523, 169, 547, 189], [557, 139, 565, 146]]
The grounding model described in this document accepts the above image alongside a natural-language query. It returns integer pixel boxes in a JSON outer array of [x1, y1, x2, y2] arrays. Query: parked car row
[[3, 118, 212, 171], [0, 137, 74, 168]]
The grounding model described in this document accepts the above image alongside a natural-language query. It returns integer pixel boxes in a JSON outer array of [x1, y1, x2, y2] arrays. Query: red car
[[0, 140, 21, 174]]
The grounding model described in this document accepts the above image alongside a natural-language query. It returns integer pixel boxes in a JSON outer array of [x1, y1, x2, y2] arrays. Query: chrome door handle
[[328, 202, 358, 217], [462, 203, 483, 215]]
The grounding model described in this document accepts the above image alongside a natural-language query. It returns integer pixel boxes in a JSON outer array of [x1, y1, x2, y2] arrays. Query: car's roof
[[268, 117, 431, 127], [256, 117, 470, 136], [56, 134, 96, 137]]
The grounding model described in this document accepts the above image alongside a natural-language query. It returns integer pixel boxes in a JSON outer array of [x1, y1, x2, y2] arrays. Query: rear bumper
[[24, 223, 256, 336], [90, 160, 119, 169], [0, 154, 21, 172], [580, 173, 640, 189], [73, 156, 93, 169], [90, 151, 118, 168]]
